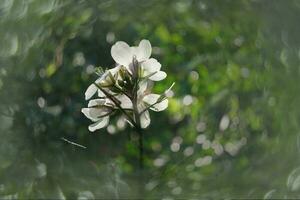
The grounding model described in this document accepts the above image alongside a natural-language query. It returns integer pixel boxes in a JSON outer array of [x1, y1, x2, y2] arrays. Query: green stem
[[139, 128, 144, 169], [131, 63, 144, 169], [132, 77, 144, 198], [133, 95, 144, 169], [136, 125, 144, 169]]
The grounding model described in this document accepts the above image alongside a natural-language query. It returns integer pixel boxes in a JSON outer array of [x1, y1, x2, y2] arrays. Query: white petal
[[141, 58, 161, 76], [143, 94, 160, 105], [130, 47, 140, 60], [88, 99, 106, 107], [116, 95, 133, 109], [98, 89, 105, 97], [138, 81, 148, 95], [149, 71, 167, 81], [81, 108, 94, 121], [137, 39, 152, 61], [143, 94, 168, 111], [96, 87, 114, 98], [140, 110, 151, 129], [88, 116, 109, 132], [85, 84, 97, 100], [151, 99, 168, 112], [81, 107, 110, 121], [111, 41, 133, 66], [89, 107, 111, 118]]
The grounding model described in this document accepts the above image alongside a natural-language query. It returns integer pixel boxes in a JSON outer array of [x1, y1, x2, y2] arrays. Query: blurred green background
[[1, 0, 300, 199]]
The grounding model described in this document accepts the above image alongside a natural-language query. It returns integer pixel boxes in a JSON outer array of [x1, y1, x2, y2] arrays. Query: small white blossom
[[81, 94, 131, 132], [81, 99, 112, 131], [111, 40, 167, 81], [137, 81, 169, 128]]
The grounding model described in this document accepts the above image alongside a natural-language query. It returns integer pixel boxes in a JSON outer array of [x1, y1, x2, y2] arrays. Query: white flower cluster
[[82, 39, 174, 132]]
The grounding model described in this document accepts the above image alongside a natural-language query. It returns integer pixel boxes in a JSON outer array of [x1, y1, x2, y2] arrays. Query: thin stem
[[132, 96, 144, 169], [139, 128, 144, 169], [131, 58, 144, 169], [113, 85, 132, 99], [61, 137, 87, 149], [136, 126, 144, 169], [131, 57, 145, 198]]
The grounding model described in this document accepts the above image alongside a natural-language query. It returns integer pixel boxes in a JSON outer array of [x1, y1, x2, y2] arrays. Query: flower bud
[[119, 66, 132, 83], [95, 71, 116, 87], [131, 56, 139, 78]]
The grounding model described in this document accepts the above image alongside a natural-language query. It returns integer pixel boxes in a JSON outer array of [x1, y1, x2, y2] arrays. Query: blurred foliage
[[1, 0, 300, 199]]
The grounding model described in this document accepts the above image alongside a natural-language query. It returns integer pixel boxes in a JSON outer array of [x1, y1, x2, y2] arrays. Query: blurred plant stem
[[133, 89, 144, 170], [134, 125, 145, 198], [132, 56, 144, 170], [136, 126, 144, 169], [131, 57, 145, 197]]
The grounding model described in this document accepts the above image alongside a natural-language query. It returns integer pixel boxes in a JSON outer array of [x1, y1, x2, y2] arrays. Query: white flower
[[82, 39, 173, 132], [117, 81, 168, 129], [81, 94, 132, 132], [81, 99, 112, 132], [139, 83, 168, 128], [111, 39, 167, 81]]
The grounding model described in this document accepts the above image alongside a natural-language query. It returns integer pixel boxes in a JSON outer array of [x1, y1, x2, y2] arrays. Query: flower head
[[82, 39, 173, 132], [111, 40, 167, 81]]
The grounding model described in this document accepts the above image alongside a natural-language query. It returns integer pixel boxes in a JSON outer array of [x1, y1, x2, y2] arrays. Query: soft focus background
[[1, 0, 300, 199]]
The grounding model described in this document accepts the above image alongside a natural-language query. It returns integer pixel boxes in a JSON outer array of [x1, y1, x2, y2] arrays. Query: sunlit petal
[[138, 81, 148, 95], [149, 71, 167, 81], [151, 99, 168, 111], [141, 58, 161, 76], [139, 40, 152, 60], [131, 47, 140, 60], [140, 110, 151, 129], [116, 94, 133, 109], [143, 94, 160, 105], [131, 39, 152, 61], [111, 41, 133, 66], [138, 39, 152, 60]]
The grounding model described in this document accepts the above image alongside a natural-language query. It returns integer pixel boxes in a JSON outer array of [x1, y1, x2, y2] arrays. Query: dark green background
[[1, 0, 300, 199]]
